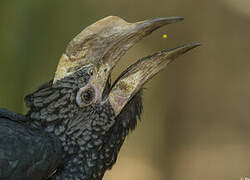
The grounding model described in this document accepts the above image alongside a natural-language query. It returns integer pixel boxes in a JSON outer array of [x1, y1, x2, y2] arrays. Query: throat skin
[[25, 79, 143, 180]]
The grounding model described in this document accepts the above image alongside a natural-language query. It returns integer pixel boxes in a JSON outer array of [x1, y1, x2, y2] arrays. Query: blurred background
[[0, 0, 250, 180]]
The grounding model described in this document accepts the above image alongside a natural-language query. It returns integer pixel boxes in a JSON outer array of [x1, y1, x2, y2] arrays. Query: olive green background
[[1, 0, 250, 180]]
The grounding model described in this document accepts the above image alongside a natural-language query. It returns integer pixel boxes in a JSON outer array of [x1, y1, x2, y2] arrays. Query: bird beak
[[108, 43, 200, 115], [53, 16, 184, 86], [53, 16, 200, 115]]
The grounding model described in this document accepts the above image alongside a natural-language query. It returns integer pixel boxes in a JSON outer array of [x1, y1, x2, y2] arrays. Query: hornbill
[[0, 16, 200, 180]]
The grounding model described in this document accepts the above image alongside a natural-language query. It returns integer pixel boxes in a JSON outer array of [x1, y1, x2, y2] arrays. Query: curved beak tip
[[153, 16, 184, 23], [179, 42, 201, 53], [167, 42, 201, 59]]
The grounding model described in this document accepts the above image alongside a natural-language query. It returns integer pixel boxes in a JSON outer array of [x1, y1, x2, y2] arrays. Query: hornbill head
[[54, 16, 199, 115], [26, 16, 199, 179]]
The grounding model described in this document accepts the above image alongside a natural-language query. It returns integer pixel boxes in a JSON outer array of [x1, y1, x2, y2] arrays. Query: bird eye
[[79, 87, 95, 105]]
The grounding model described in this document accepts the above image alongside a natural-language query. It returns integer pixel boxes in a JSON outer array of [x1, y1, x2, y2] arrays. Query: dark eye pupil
[[81, 88, 95, 103]]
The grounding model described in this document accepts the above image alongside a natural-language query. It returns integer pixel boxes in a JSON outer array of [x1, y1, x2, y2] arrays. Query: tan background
[[1, 0, 250, 180]]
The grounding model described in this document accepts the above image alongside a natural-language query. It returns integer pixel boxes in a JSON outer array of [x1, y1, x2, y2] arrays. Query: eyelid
[[76, 85, 96, 107], [81, 88, 95, 103]]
